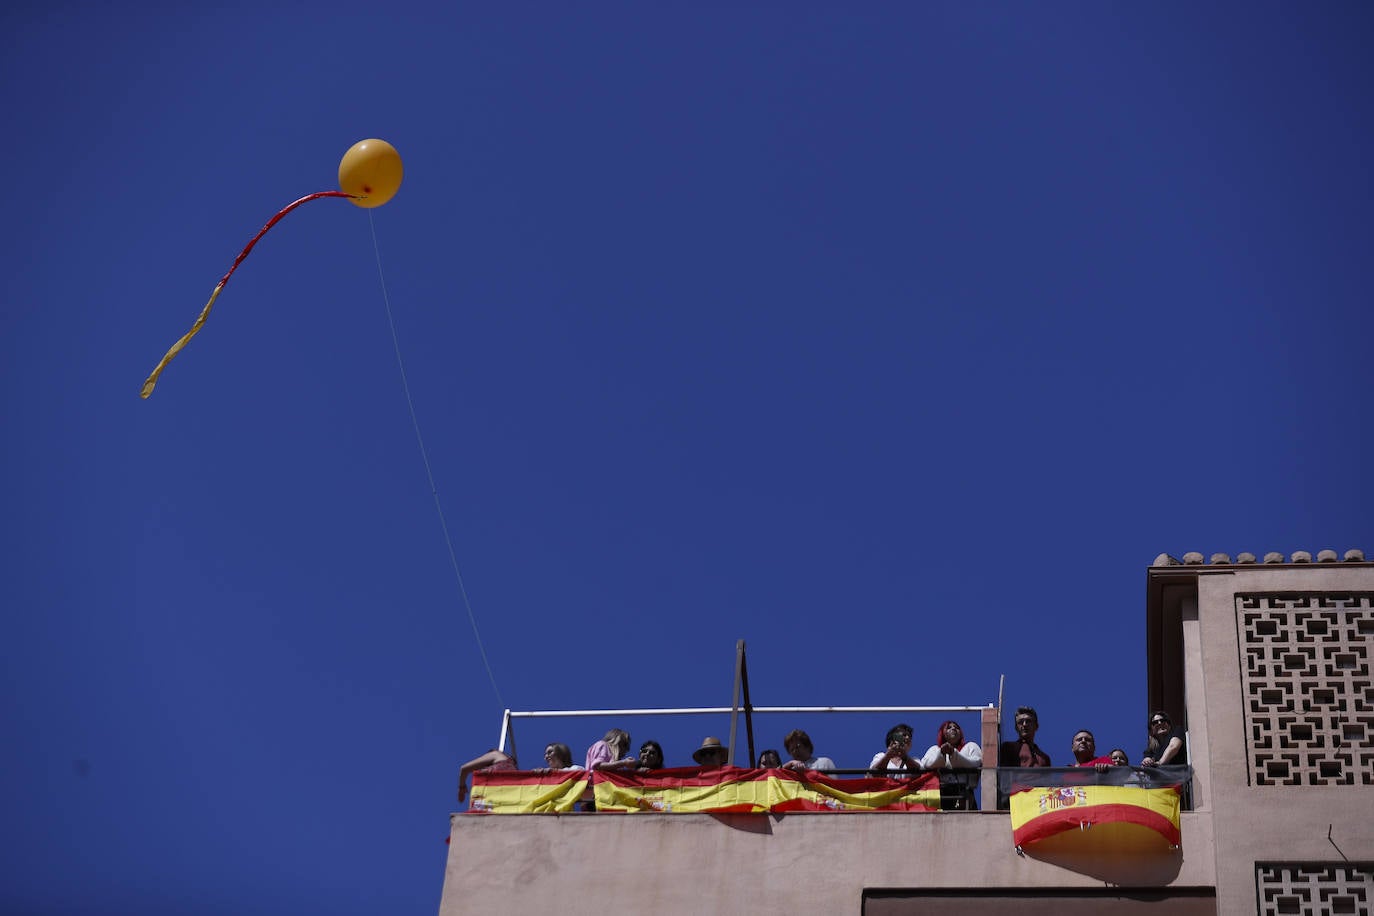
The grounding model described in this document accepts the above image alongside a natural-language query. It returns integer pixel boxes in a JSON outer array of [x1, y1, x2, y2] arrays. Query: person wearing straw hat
[[692, 736, 730, 768]]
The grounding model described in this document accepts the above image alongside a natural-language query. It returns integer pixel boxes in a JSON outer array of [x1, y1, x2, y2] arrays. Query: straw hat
[[692, 736, 729, 764]]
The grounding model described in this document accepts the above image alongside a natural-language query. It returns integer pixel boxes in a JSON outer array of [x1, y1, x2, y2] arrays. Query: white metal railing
[[497, 704, 994, 763]]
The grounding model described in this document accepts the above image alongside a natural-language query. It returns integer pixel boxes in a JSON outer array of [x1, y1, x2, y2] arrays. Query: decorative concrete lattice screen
[[1237, 593, 1374, 786], [1255, 862, 1373, 916]]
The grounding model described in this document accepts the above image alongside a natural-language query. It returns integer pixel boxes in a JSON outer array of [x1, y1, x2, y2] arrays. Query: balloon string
[[367, 209, 507, 711], [140, 190, 358, 399]]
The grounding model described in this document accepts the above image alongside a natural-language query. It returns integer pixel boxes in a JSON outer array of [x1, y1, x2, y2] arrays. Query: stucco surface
[[441, 810, 1215, 914]]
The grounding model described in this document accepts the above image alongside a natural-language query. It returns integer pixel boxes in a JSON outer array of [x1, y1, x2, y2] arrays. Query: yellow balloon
[[338, 139, 403, 208]]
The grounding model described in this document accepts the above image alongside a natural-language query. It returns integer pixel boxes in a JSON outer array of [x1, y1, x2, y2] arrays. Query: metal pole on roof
[[984, 676, 1006, 812], [498, 708, 518, 764], [740, 643, 757, 767], [997, 674, 1005, 741], [728, 640, 744, 766]]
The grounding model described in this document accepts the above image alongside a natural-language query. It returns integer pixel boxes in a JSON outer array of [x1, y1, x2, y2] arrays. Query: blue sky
[[3, 2, 1371, 913]]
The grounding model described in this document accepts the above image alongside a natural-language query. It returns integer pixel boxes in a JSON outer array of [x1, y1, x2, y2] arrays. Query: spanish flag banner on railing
[[472, 768, 944, 814], [593, 767, 774, 813], [768, 768, 942, 812], [1000, 766, 1190, 850], [469, 769, 589, 814], [595, 767, 942, 814]]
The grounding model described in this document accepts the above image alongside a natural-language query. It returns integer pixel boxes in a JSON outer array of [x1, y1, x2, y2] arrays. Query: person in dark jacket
[[999, 706, 1051, 767]]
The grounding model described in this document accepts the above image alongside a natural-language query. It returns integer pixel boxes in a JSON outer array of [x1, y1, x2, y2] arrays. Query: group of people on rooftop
[[1000, 706, 1187, 772], [456, 708, 1186, 804]]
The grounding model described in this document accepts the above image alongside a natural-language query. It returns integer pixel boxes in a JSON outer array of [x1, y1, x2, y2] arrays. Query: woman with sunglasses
[[1141, 711, 1186, 766], [637, 740, 665, 771]]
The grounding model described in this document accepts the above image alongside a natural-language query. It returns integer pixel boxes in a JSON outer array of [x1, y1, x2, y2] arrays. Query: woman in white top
[[869, 723, 922, 774], [920, 720, 982, 769], [921, 720, 982, 810]]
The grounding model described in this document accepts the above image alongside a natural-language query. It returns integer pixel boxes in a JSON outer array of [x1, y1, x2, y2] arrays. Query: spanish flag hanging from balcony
[[1003, 767, 1188, 850], [469, 769, 588, 814]]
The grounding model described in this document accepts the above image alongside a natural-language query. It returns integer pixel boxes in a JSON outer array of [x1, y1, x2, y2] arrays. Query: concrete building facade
[[441, 550, 1373, 914]]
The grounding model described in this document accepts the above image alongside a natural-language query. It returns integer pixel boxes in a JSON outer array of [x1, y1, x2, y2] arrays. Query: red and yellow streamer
[[140, 191, 354, 399]]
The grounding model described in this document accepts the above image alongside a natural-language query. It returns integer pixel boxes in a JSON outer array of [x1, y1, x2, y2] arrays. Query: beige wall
[[441, 810, 1216, 915], [1190, 565, 1374, 914]]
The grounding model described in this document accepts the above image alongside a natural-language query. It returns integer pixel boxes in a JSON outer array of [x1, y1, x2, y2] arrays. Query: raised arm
[[457, 750, 513, 803]]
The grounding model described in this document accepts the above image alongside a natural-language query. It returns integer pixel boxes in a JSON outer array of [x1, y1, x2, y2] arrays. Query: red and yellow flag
[[473, 768, 949, 815], [592, 768, 942, 814], [592, 767, 773, 813], [469, 769, 588, 814], [1009, 784, 1181, 849], [768, 768, 942, 812]]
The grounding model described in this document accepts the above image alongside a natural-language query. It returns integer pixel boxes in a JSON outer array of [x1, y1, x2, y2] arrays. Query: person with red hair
[[920, 720, 982, 810], [919, 720, 982, 770]]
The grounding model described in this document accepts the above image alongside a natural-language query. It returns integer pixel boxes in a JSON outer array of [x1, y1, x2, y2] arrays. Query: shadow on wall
[[1021, 823, 1184, 885], [711, 813, 775, 835]]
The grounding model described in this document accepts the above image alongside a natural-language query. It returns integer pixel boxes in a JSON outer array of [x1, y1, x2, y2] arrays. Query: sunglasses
[[1151, 718, 1169, 725]]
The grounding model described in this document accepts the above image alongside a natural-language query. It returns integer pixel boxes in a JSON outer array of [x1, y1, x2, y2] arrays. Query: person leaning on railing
[[637, 740, 665, 772], [1141, 711, 1186, 766], [579, 728, 638, 812], [1070, 729, 1113, 771], [456, 742, 583, 803], [691, 736, 730, 769], [585, 728, 639, 772], [780, 729, 836, 773], [920, 720, 982, 770], [869, 723, 922, 775], [921, 720, 981, 811], [456, 749, 516, 803], [536, 743, 582, 773]]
